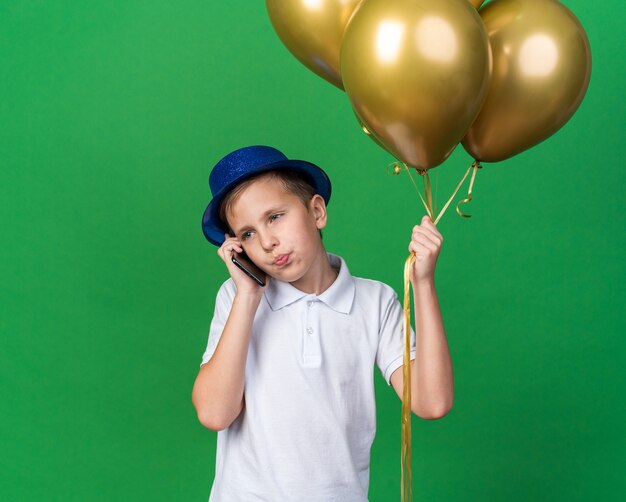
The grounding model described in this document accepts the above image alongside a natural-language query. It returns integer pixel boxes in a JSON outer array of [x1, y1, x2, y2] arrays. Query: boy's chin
[[267, 269, 300, 283], [267, 264, 305, 284]]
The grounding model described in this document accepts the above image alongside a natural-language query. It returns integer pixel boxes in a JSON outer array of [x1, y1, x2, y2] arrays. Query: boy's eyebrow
[[232, 206, 284, 235]]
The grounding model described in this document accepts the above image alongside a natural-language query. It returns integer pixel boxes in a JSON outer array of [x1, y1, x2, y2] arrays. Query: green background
[[1, 1, 624, 500]]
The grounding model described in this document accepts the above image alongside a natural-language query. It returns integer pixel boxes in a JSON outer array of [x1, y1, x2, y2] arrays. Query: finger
[[408, 241, 430, 258], [412, 227, 440, 248], [223, 236, 241, 248], [223, 232, 239, 241], [411, 232, 438, 252], [218, 241, 242, 261], [226, 244, 243, 257], [225, 236, 242, 248], [221, 235, 241, 248], [415, 217, 442, 238], [419, 216, 443, 239], [412, 224, 442, 246], [409, 240, 436, 259]]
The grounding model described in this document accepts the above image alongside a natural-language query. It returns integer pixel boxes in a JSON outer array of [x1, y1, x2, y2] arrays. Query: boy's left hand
[[409, 215, 443, 284]]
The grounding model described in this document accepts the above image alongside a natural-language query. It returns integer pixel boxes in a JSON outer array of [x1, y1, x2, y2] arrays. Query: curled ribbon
[[456, 161, 482, 218]]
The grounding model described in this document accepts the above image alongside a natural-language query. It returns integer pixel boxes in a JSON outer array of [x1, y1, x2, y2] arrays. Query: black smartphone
[[231, 251, 266, 287]]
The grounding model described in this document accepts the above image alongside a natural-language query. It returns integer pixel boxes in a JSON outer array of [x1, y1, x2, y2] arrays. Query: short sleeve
[[375, 286, 416, 385], [199, 279, 236, 367]]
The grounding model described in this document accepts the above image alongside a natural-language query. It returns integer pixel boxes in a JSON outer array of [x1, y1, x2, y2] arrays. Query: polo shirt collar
[[264, 253, 355, 314]]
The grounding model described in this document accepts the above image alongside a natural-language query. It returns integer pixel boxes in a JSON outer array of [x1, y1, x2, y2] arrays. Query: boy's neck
[[289, 248, 338, 295]]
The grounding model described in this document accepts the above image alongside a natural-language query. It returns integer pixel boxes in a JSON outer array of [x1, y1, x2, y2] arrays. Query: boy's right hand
[[217, 233, 268, 297]]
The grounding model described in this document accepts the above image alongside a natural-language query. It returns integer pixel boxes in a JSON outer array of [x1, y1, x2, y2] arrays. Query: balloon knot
[[386, 162, 403, 176]]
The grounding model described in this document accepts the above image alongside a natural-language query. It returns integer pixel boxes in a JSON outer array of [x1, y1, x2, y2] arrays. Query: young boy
[[192, 145, 453, 501]]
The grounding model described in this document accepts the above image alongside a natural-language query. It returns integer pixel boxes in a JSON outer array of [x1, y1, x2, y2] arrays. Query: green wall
[[1, 1, 623, 500]]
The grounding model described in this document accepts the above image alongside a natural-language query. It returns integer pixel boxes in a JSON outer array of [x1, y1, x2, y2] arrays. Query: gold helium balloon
[[468, 0, 486, 8], [462, 0, 592, 162], [352, 106, 392, 153], [341, 0, 492, 170], [266, 0, 363, 89]]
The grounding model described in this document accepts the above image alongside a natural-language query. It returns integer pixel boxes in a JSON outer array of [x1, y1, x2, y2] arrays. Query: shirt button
[[307, 301, 314, 307], [307, 327, 314, 335]]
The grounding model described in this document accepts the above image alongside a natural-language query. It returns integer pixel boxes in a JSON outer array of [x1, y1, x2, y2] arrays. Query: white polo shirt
[[200, 253, 416, 502]]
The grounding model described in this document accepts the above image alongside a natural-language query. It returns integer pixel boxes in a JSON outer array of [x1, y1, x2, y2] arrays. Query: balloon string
[[389, 159, 482, 502], [388, 162, 433, 219], [456, 161, 481, 217], [423, 171, 433, 218], [434, 169, 438, 219], [401, 252, 416, 502], [387, 160, 482, 224], [434, 163, 475, 225]]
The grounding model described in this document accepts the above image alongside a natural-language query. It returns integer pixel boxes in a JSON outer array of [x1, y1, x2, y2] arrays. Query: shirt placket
[[301, 297, 322, 368]]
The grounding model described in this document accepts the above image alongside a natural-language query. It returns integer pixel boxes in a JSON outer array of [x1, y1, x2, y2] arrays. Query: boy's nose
[[259, 232, 278, 251]]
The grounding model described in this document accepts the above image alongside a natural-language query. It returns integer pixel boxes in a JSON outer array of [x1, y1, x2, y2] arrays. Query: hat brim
[[202, 159, 332, 246]]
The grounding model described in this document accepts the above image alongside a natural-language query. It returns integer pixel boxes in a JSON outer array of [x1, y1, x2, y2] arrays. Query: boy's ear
[[310, 194, 328, 230]]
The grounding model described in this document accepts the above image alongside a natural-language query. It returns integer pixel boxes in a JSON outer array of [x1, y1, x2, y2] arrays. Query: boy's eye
[[270, 213, 283, 222], [241, 231, 253, 240]]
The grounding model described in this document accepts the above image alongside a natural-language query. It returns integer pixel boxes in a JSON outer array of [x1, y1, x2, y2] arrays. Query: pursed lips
[[273, 253, 291, 266]]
